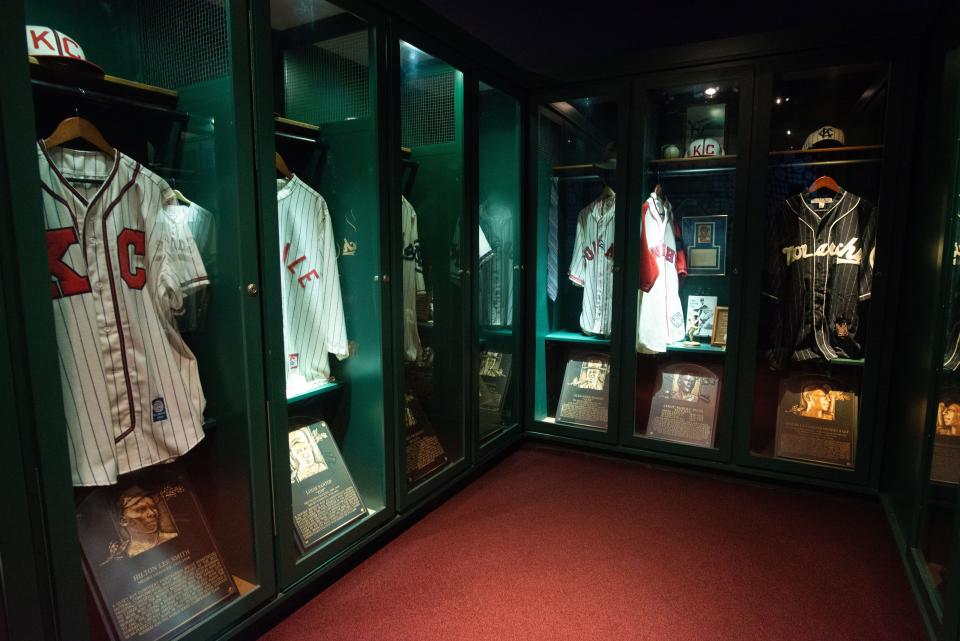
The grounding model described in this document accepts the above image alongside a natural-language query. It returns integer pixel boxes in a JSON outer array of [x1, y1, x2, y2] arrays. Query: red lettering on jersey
[[297, 269, 320, 288], [605, 244, 615, 258], [584, 247, 595, 261], [118, 228, 146, 289], [665, 247, 675, 263], [47, 227, 91, 299], [282, 241, 308, 274], [29, 28, 54, 53], [61, 36, 82, 59]]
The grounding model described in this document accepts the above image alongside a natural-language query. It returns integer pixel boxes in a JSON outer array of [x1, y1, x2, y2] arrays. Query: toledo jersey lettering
[[277, 176, 348, 395], [568, 195, 615, 336], [762, 190, 878, 365], [38, 143, 208, 486], [636, 193, 687, 353]]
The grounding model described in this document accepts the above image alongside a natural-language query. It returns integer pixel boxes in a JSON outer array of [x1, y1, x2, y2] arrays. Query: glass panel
[[534, 96, 619, 433], [632, 81, 739, 449], [477, 82, 521, 441], [918, 105, 960, 603], [750, 65, 887, 470], [399, 41, 465, 488], [268, 1, 385, 561], [24, 1, 265, 637]]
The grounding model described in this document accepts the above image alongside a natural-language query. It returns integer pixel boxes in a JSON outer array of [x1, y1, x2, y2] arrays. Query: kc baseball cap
[[802, 125, 846, 150], [26, 25, 104, 76]]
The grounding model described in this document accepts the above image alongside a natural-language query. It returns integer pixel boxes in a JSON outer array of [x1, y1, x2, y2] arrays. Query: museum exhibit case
[[476, 80, 523, 455], [622, 70, 751, 460], [530, 88, 626, 443], [249, 0, 392, 589]]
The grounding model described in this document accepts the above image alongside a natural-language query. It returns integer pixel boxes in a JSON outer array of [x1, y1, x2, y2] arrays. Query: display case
[[394, 39, 470, 507], [250, 0, 391, 590], [476, 80, 523, 456], [737, 59, 895, 482], [530, 87, 626, 443], [622, 69, 751, 460], [4, 1, 276, 639]]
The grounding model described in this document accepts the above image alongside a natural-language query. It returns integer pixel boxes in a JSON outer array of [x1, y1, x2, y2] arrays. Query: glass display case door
[[736, 59, 897, 483], [394, 39, 470, 510], [475, 80, 523, 457], [529, 84, 629, 445], [621, 68, 753, 460], [251, 0, 392, 589]]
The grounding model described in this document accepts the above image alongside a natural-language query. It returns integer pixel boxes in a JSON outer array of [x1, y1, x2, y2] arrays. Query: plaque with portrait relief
[[75, 468, 237, 641], [479, 351, 513, 439], [930, 387, 960, 484], [288, 420, 367, 550], [644, 362, 721, 448], [775, 374, 858, 468], [404, 392, 450, 485], [556, 352, 610, 431]]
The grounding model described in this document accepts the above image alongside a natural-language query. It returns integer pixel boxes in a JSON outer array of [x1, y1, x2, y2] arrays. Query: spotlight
[[704, 86, 719, 97]]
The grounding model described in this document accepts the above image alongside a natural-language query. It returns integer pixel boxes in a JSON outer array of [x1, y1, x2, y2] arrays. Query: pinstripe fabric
[[38, 143, 208, 486], [568, 194, 615, 336], [762, 190, 878, 365], [277, 176, 349, 396], [401, 196, 425, 362]]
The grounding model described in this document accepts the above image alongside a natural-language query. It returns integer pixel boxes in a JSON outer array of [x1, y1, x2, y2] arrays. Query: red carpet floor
[[259, 445, 927, 641]]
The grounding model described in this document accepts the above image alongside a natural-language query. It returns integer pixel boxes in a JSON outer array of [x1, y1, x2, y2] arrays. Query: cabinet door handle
[[246, 283, 259, 297]]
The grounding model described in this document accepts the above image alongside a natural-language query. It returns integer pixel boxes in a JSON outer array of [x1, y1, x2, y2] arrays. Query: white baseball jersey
[[167, 202, 215, 333], [277, 176, 348, 396], [636, 193, 687, 353], [568, 194, 615, 336], [402, 196, 425, 362], [38, 142, 208, 486]]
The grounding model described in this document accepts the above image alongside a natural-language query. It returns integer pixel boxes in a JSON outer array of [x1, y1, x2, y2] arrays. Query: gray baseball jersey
[[568, 194, 616, 336], [38, 142, 208, 486], [478, 200, 514, 327], [277, 176, 348, 396], [402, 196, 425, 362]]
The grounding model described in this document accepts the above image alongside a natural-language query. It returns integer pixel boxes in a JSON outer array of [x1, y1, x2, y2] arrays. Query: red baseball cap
[[26, 25, 104, 76]]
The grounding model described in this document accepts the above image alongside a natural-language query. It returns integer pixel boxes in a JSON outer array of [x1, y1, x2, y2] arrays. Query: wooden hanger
[[43, 116, 114, 157], [275, 152, 293, 179], [807, 175, 841, 194]]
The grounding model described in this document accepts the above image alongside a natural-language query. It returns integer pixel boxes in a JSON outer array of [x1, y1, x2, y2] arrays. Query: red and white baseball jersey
[[636, 193, 687, 353], [568, 194, 615, 336], [277, 176, 349, 396], [38, 142, 208, 486]]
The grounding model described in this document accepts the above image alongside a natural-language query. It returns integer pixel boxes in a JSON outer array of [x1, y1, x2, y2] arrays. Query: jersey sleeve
[[673, 221, 688, 280], [319, 199, 349, 361], [153, 201, 210, 317], [568, 211, 587, 287], [858, 200, 879, 301], [638, 203, 660, 292]]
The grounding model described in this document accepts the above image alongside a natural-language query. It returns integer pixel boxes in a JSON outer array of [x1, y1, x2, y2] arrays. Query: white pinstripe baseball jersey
[[277, 176, 348, 396], [568, 194, 615, 336], [402, 196, 425, 362], [636, 193, 688, 353], [38, 142, 208, 487]]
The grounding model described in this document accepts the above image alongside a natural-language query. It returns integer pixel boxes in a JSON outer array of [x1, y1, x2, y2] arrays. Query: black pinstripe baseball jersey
[[38, 142, 208, 486], [762, 189, 878, 365], [277, 176, 348, 396], [943, 209, 960, 370]]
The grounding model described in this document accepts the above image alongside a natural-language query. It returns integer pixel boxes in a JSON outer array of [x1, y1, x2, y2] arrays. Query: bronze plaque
[[76, 468, 237, 641], [479, 351, 513, 439], [556, 352, 610, 431], [645, 363, 721, 448], [404, 392, 449, 485], [930, 392, 960, 484], [775, 374, 858, 468], [289, 421, 367, 550]]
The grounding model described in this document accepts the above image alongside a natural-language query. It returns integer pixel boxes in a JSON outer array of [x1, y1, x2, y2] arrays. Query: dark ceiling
[[418, 0, 934, 78]]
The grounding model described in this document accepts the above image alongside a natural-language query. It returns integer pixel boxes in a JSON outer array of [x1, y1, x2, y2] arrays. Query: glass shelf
[[665, 342, 727, 355], [286, 380, 344, 405], [545, 330, 611, 346]]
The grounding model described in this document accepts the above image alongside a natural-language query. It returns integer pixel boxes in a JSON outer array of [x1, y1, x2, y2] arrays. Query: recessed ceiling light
[[704, 87, 719, 97]]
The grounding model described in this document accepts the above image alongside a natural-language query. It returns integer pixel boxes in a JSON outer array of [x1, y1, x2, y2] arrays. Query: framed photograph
[[685, 295, 718, 340], [711, 306, 729, 347], [680, 215, 727, 276]]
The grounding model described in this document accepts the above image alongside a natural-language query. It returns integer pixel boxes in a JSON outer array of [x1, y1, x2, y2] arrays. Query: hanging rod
[[31, 79, 190, 123]]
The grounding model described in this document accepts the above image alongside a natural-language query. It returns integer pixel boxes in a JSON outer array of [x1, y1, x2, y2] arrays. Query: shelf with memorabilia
[[476, 81, 523, 449], [737, 62, 891, 480], [394, 40, 469, 508], [251, 0, 391, 589], [531, 90, 624, 442], [622, 74, 749, 458], [5, 3, 278, 640]]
